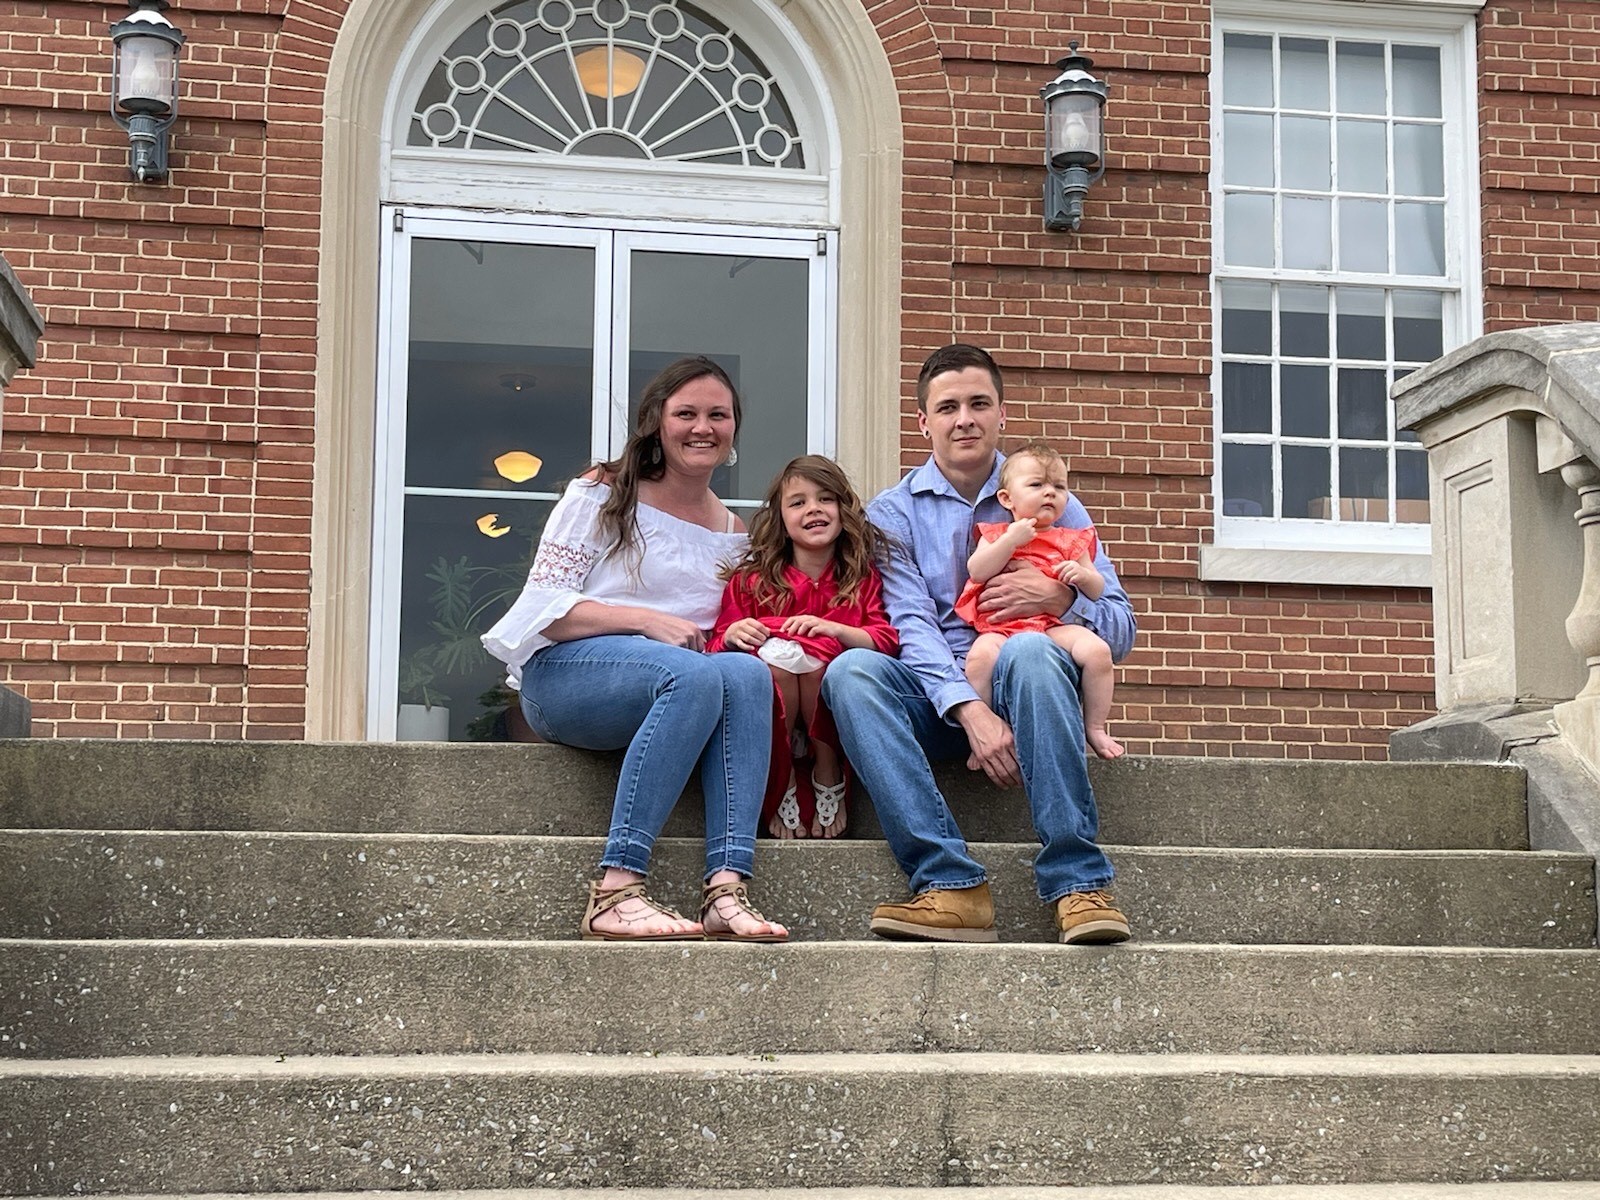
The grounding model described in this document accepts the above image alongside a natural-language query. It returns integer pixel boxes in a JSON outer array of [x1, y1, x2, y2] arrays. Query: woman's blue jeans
[[519, 636, 772, 879], [822, 632, 1114, 902]]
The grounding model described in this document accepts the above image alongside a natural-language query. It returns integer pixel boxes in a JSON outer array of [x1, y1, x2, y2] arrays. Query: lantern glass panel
[[116, 35, 176, 114], [1047, 92, 1101, 167]]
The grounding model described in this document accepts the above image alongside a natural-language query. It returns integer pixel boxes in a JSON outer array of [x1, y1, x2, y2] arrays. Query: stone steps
[[0, 831, 1591, 946], [3, 1051, 1599, 1192], [0, 740, 1530, 849], [2, 740, 1595, 1195], [4, 939, 1598, 1059]]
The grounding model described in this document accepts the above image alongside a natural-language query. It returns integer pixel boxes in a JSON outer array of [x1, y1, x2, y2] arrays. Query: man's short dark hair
[[916, 343, 1004, 411]]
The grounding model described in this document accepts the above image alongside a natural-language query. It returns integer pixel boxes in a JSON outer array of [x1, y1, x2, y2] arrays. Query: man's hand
[[721, 617, 770, 652], [976, 561, 1073, 625], [954, 701, 1021, 788]]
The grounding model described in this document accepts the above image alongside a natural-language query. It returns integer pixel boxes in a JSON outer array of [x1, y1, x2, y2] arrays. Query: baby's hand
[[723, 618, 770, 651], [1002, 517, 1040, 545], [1055, 559, 1086, 587]]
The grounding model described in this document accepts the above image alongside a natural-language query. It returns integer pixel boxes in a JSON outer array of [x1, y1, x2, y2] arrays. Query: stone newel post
[[0, 255, 44, 737], [1394, 323, 1600, 788]]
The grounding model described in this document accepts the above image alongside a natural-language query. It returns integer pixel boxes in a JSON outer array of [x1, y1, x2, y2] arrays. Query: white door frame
[[367, 204, 837, 739]]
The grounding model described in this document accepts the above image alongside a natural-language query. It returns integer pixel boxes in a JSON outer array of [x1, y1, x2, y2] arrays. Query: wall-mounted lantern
[[110, 0, 185, 182], [1041, 42, 1109, 232]]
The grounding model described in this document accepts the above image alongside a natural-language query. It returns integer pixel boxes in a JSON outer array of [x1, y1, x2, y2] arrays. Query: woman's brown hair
[[727, 455, 884, 611], [592, 355, 741, 563]]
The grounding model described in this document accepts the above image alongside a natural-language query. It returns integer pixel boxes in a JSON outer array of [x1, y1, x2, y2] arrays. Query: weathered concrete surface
[[0, 740, 1530, 850], [0, 832, 1590, 947], [1392, 705, 1600, 879], [26, 1189, 1600, 1200], [4, 939, 1597, 1060], [3, 1051, 1599, 1193]]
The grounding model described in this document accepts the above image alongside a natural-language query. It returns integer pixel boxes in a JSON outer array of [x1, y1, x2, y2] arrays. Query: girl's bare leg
[[796, 668, 846, 838], [1045, 625, 1125, 759], [769, 666, 806, 839], [963, 633, 1006, 708]]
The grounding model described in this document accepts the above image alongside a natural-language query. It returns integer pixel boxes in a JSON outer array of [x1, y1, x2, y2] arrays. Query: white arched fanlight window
[[368, 0, 840, 742]]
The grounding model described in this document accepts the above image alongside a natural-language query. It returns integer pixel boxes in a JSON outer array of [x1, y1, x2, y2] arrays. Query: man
[[822, 344, 1135, 944]]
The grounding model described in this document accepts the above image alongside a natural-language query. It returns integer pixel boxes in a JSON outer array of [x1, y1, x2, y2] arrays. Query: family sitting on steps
[[482, 344, 1136, 948]]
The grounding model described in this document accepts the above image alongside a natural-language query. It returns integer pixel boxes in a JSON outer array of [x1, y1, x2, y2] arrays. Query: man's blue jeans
[[519, 636, 771, 879], [822, 632, 1114, 901]]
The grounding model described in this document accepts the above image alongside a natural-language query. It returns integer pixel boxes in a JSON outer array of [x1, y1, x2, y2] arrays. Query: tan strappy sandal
[[701, 880, 789, 943], [579, 879, 701, 942]]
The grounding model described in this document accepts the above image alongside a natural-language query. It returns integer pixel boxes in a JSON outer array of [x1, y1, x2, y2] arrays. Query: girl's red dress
[[954, 523, 1101, 636], [708, 560, 899, 830]]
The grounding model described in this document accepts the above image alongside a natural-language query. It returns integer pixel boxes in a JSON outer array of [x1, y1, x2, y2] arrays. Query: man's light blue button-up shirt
[[867, 453, 1137, 721]]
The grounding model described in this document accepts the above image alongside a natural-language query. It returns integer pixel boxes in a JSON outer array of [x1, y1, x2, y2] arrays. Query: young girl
[[709, 456, 898, 839], [955, 441, 1125, 759]]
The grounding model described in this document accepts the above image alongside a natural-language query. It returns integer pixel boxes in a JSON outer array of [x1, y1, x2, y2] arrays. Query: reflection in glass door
[[370, 210, 834, 741]]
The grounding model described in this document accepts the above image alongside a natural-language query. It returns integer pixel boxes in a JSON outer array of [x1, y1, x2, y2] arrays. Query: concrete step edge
[[47, 1191, 1600, 1199], [5, 935, 1597, 958], [6, 1050, 1600, 1080], [0, 829, 1584, 864]]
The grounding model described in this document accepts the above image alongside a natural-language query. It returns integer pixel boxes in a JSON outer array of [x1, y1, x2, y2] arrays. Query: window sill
[[1199, 544, 1432, 588]]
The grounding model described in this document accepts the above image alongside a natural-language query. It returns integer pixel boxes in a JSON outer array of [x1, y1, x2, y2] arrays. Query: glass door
[[370, 209, 833, 741]]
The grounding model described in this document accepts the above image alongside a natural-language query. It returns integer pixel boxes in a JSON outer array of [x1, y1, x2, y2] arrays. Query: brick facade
[[1, 0, 1594, 754]]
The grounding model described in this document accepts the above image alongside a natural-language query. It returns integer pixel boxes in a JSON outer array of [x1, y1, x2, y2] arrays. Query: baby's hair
[[999, 440, 1067, 491], [725, 455, 885, 611]]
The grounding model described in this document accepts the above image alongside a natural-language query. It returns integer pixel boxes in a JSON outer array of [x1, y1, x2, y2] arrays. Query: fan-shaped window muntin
[[409, 0, 806, 169]]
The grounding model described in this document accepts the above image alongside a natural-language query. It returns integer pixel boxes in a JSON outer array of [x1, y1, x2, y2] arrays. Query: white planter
[[396, 703, 450, 742]]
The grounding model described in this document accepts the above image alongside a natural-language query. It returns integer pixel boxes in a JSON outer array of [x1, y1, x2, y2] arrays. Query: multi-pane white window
[[1212, 5, 1479, 553]]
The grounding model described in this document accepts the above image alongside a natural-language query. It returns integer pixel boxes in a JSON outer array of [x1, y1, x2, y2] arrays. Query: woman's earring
[[647, 439, 662, 466], [724, 446, 738, 467], [999, 421, 1006, 430]]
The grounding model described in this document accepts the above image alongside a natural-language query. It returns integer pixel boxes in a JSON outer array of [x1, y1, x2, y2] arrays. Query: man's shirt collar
[[906, 452, 1004, 504]]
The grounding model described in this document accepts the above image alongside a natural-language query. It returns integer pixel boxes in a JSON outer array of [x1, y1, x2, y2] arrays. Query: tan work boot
[[870, 882, 998, 943], [1056, 889, 1131, 944]]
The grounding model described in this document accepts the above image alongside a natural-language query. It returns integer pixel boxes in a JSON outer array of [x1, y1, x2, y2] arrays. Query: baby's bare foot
[[1087, 729, 1126, 760]]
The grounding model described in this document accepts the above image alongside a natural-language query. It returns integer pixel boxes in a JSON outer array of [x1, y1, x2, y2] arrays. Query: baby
[[955, 442, 1125, 759]]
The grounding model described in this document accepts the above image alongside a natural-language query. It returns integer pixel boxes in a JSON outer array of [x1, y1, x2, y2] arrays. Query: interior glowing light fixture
[[574, 46, 647, 99], [494, 451, 543, 483], [109, 0, 186, 182], [476, 513, 511, 538]]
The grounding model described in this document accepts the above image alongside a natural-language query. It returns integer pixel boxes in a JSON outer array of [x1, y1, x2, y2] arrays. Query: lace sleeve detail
[[481, 480, 612, 682], [528, 538, 599, 591]]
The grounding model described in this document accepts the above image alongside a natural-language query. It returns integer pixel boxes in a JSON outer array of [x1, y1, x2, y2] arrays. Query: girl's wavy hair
[[591, 356, 741, 564], [726, 455, 885, 611]]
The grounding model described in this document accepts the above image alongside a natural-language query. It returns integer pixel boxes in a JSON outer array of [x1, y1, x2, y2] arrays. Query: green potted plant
[[395, 649, 450, 741], [397, 550, 531, 742]]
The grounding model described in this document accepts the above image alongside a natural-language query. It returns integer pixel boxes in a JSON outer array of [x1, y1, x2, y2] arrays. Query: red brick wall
[[0, 0, 1592, 754]]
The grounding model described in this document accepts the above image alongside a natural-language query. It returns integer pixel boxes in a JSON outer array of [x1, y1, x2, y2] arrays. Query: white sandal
[[776, 775, 802, 831], [813, 778, 847, 829]]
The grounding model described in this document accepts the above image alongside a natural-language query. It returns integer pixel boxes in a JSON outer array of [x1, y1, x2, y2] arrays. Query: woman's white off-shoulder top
[[482, 479, 747, 685]]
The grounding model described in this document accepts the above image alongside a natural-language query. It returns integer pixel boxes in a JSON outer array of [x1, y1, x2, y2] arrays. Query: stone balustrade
[[0, 254, 43, 738], [1394, 323, 1600, 859]]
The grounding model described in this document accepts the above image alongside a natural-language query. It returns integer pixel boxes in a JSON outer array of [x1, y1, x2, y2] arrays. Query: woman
[[483, 356, 788, 942]]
